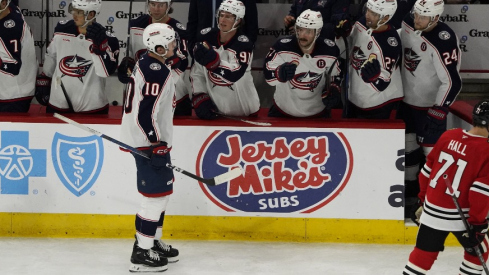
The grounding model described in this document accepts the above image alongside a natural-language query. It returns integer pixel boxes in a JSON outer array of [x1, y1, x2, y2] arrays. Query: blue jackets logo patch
[[197, 131, 353, 213], [52, 133, 104, 197]]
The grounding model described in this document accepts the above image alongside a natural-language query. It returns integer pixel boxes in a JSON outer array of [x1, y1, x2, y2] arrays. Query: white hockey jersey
[[264, 36, 341, 117], [190, 28, 259, 116], [120, 53, 175, 148], [338, 17, 403, 109], [129, 15, 189, 104], [401, 16, 461, 108], [0, 5, 37, 101], [43, 20, 120, 112]]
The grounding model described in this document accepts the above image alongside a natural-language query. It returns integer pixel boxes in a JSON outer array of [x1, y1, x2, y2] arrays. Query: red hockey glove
[[149, 142, 172, 169], [461, 221, 488, 253], [86, 23, 109, 55], [193, 42, 220, 70]]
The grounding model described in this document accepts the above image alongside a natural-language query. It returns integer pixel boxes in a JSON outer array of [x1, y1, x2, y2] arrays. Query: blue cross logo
[[0, 131, 47, 194]]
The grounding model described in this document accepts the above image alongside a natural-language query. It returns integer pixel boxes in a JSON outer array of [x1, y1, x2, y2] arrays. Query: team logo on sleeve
[[59, 55, 93, 82], [439, 31, 451, 40], [387, 37, 398, 47], [150, 63, 162, 71], [4, 20, 15, 28], [324, 39, 335, 47], [196, 131, 353, 213], [238, 35, 249, 42], [280, 38, 292, 43], [176, 23, 186, 30], [200, 27, 211, 35], [404, 48, 421, 76]]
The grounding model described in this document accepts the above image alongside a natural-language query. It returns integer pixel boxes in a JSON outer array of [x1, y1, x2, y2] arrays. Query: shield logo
[[52, 133, 104, 197]]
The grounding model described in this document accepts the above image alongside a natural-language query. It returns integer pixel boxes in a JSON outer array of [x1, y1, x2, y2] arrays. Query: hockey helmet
[[295, 9, 323, 30], [218, 0, 246, 21], [366, 0, 397, 21], [70, 0, 102, 17], [473, 100, 489, 128], [413, 0, 444, 19], [143, 23, 176, 57]]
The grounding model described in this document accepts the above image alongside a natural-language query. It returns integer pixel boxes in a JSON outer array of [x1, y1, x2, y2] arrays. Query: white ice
[[0, 238, 466, 275]]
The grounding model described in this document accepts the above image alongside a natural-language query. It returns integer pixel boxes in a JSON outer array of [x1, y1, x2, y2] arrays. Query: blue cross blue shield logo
[[52, 133, 104, 197]]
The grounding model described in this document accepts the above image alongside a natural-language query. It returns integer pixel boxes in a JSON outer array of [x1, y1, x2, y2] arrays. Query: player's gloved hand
[[35, 73, 52, 106], [409, 198, 423, 226], [86, 23, 109, 55], [149, 142, 172, 169], [165, 54, 182, 70], [360, 58, 381, 83], [321, 83, 341, 109], [462, 221, 488, 250], [334, 19, 352, 38], [423, 106, 449, 144], [276, 62, 298, 82], [193, 42, 220, 70], [192, 93, 217, 120], [117, 57, 136, 84]]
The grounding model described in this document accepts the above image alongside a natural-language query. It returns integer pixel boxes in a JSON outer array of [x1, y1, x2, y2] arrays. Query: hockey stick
[[53, 113, 242, 186], [342, 36, 349, 118], [213, 111, 271, 126], [122, 0, 134, 115], [443, 174, 489, 274], [58, 77, 75, 112]]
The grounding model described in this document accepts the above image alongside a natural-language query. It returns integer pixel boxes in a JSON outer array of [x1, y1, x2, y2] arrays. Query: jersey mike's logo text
[[197, 131, 353, 213]]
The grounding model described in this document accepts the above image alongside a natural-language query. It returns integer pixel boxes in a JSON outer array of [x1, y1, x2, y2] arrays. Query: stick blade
[[213, 167, 243, 185]]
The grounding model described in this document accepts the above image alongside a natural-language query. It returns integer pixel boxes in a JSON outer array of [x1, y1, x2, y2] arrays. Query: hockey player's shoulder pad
[[234, 34, 253, 49], [138, 54, 171, 85], [432, 23, 457, 44], [54, 19, 77, 35], [272, 35, 297, 52], [1, 9, 24, 35], [130, 14, 151, 29], [195, 27, 218, 44], [314, 38, 340, 57]]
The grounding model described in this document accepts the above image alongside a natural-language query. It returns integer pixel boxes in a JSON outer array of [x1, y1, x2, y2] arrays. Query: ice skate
[[129, 242, 168, 273], [153, 240, 179, 263]]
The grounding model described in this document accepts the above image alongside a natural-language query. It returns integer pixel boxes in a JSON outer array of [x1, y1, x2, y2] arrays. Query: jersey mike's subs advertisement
[[0, 122, 404, 221]]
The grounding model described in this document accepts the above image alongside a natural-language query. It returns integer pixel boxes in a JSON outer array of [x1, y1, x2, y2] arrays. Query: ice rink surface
[[0, 237, 467, 275]]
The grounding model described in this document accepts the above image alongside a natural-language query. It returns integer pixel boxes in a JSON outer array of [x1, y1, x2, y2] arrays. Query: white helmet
[[366, 0, 397, 21], [218, 0, 246, 20], [413, 0, 444, 18], [0, 0, 10, 13], [216, 0, 246, 33], [70, 0, 102, 17], [295, 9, 323, 30], [143, 23, 176, 58]]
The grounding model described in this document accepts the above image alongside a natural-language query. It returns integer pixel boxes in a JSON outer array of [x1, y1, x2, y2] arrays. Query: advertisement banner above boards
[[0, 121, 404, 220]]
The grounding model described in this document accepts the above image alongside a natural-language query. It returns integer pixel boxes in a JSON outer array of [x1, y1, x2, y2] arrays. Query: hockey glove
[[409, 198, 423, 226], [334, 19, 352, 38], [117, 57, 136, 84], [423, 106, 448, 145], [165, 54, 182, 70], [360, 58, 381, 83], [276, 62, 298, 82], [86, 23, 109, 55], [193, 42, 220, 70], [192, 93, 217, 120], [461, 221, 488, 251], [321, 83, 341, 109], [149, 142, 172, 169], [35, 73, 52, 106]]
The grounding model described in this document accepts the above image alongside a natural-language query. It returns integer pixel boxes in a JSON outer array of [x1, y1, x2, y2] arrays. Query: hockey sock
[[135, 214, 158, 250], [459, 259, 483, 275], [135, 196, 169, 249], [154, 212, 165, 240], [403, 247, 439, 274]]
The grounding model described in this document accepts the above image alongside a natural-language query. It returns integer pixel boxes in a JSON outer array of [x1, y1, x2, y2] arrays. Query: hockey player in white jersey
[[335, 0, 403, 119], [264, 9, 341, 118], [190, 0, 259, 119], [0, 0, 37, 112], [120, 23, 179, 272], [397, 0, 461, 206], [36, 0, 120, 114], [117, 0, 191, 116]]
